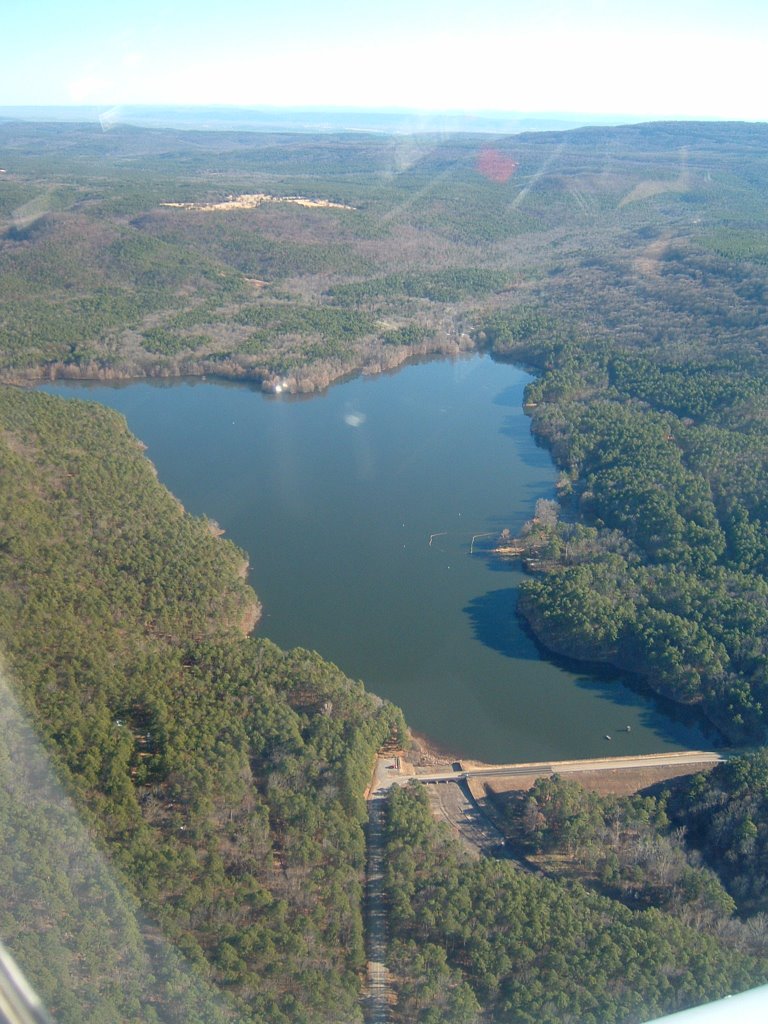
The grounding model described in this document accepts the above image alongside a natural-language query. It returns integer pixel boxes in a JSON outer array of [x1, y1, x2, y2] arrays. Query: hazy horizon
[[0, 103, 753, 136], [5, 2, 767, 121]]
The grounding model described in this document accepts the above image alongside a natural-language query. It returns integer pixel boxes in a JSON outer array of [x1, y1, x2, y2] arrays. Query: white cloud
[[68, 71, 111, 104], [45, 11, 768, 119]]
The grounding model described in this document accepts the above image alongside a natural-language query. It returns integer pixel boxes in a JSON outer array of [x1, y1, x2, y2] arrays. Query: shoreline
[[26, 346, 730, 762], [1, 334, 486, 397], [517, 596, 734, 747], [407, 729, 461, 769]]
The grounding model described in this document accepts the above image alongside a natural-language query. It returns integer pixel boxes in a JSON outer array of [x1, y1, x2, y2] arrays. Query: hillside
[[0, 385, 404, 1023], [4, 118, 768, 1021], [2, 120, 767, 394]]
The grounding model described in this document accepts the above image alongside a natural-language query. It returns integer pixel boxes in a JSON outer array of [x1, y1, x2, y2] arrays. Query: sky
[[2, 0, 767, 121]]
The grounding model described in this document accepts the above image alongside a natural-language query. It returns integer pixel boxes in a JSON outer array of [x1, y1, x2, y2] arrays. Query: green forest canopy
[[4, 118, 768, 1021]]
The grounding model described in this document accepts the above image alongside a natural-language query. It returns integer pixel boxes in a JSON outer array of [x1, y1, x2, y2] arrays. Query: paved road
[[363, 762, 393, 1024], [428, 777, 506, 858], [412, 750, 725, 785]]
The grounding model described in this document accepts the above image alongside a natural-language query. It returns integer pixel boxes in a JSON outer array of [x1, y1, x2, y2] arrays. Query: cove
[[40, 355, 717, 762]]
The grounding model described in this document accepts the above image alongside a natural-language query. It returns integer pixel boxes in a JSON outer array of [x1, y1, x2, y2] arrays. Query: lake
[[41, 355, 717, 762]]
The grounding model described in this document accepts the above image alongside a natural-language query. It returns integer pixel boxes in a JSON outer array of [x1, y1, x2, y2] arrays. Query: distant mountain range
[[0, 103, 683, 134]]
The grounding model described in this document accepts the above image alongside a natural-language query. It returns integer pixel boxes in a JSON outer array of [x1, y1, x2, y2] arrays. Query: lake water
[[41, 355, 717, 762]]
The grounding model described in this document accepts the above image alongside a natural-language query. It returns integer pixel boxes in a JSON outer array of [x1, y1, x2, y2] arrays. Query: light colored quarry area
[[161, 192, 355, 212]]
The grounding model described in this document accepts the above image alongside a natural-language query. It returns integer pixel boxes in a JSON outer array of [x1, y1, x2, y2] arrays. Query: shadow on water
[[464, 587, 726, 749], [484, 558, 523, 575], [516, 607, 726, 748], [501, 438, 553, 473], [492, 386, 526, 408], [471, 547, 534, 575], [464, 589, 542, 661], [498, 415, 556, 470], [573, 674, 724, 748]]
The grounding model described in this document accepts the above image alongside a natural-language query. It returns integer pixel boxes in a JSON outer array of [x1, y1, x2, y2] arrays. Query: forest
[[496, 310, 768, 740], [382, 782, 767, 1024], [0, 386, 405, 1022], [3, 116, 768, 1021], [2, 119, 766, 396]]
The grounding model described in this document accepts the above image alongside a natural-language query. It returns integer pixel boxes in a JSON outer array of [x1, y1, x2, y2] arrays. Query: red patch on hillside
[[476, 148, 518, 183]]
